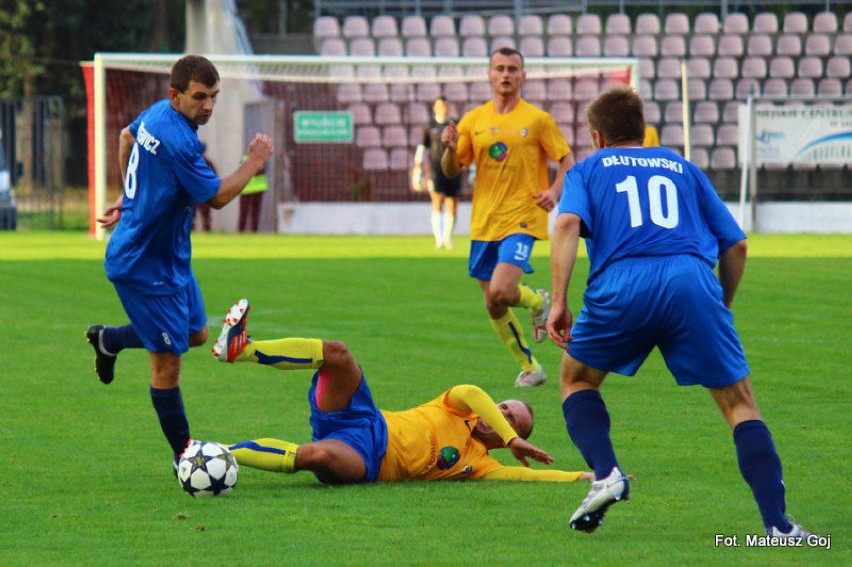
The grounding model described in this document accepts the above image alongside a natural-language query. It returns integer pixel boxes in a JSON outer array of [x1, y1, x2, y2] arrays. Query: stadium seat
[[382, 125, 408, 149], [664, 101, 684, 123], [746, 34, 773, 57], [741, 56, 768, 79], [433, 37, 459, 57], [776, 34, 803, 57], [638, 78, 653, 99], [782, 12, 808, 34], [605, 13, 631, 35], [348, 103, 372, 126], [693, 100, 719, 124], [402, 102, 429, 124], [519, 36, 545, 57], [490, 36, 516, 52], [657, 57, 682, 80], [638, 58, 655, 80], [835, 34, 852, 56], [603, 36, 630, 57], [722, 100, 740, 123], [805, 33, 831, 57], [459, 14, 486, 37], [664, 13, 690, 35], [547, 36, 573, 57], [753, 13, 778, 34], [575, 36, 602, 57], [717, 34, 744, 57], [687, 78, 707, 100], [631, 35, 659, 58], [429, 15, 456, 37], [374, 102, 401, 126], [660, 35, 687, 57], [769, 57, 796, 79], [488, 15, 515, 37], [654, 78, 680, 101], [723, 13, 749, 34], [762, 78, 789, 97], [812, 12, 838, 33], [576, 14, 602, 35], [735, 78, 761, 99], [635, 13, 661, 35], [406, 37, 432, 57], [462, 37, 488, 57], [362, 148, 388, 171], [643, 99, 661, 123], [523, 80, 547, 102], [547, 14, 573, 36], [350, 37, 376, 56], [443, 82, 468, 104], [313, 16, 340, 40], [826, 56, 851, 79], [710, 147, 737, 169], [691, 124, 715, 148], [356, 126, 382, 148], [558, 123, 575, 146], [401, 15, 427, 38], [388, 147, 410, 171], [686, 57, 712, 79], [713, 57, 739, 79], [518, 15, 544, 36], [342, 15, 370, 38], [817, 78, 843, 96], [575, 125, 593, 147], [378, 38, 403, 57], [690, 147, 710, 169], [336, 83, 362, 104], [386, 66, 412, 103], [574, 77, 600, 101], [694, 12, 720, 34], [547, 78, 573, 100], [548, 101, 574, 123], [689, 35, 716, 57], [661, 124, 684, 146], [847, 79, 852, 95], [845, 13, 852, 32], [371, 15, 399, 39], [363, 83, 389, 103], [469, 81, 493, 102], [716, 123, 738, 147], [708, 78, 734, 100], [790, 78, 815, 97], [438, 64, 464, 80], [797, 56, 824, 79], [321, 38, 347, 56]]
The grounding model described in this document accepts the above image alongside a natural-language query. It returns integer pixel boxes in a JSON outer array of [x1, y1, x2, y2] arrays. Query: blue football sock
[[150, 387, 191, 458], [563, 390, 619, 480], [103, 324, 144, 354], [733, 420, 791, 533]]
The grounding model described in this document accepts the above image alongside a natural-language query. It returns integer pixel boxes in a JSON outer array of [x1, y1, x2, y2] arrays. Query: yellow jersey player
[[211, 299, 592, 484], [441, 48, 573, 388]]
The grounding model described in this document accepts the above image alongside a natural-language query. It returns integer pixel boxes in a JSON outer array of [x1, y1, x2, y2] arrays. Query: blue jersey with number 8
[[558, 146, 745, 284]]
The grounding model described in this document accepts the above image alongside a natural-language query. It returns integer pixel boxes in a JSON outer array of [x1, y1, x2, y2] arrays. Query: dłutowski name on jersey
[[601, 155, 683, 174]]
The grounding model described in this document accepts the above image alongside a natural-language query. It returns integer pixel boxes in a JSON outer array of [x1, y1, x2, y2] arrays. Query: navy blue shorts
[[567, 255, 749, 388], [307, 371, 389, 482], [113, 276, 207, 355], [469, 233, 537, 281]]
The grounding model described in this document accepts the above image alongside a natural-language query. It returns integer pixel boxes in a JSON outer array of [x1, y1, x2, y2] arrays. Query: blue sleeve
[[559, 163, 593, 237], [173, 146, 220, 203]]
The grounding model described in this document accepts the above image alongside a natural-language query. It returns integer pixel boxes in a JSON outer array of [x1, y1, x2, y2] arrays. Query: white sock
[[431, 211, 442, 247], [442, 213, 455, 245]]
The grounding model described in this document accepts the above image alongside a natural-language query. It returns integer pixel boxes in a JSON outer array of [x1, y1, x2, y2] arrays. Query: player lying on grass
[[211, 299, 592, 484]]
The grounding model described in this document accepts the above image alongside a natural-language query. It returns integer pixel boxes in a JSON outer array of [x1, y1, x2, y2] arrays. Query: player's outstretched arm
[[547, 212, 582, 346], [209, 134, 274, 209]]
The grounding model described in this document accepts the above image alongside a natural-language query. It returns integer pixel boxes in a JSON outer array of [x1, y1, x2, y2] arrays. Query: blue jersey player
[[547, 86, 811, 538], [86, 55, 273, 470]]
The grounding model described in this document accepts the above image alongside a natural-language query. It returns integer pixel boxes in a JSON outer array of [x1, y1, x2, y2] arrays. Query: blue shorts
[[307, 371, 389, 483], [113, 276, 207, 355], [567, 255, 749, 388], [469, 233, 537, 281]]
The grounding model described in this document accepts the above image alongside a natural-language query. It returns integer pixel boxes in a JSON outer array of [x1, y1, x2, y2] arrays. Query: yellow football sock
[[516, 283, 544, 311], [235, 338, 324, 370], [489, 311, 540, 372], [229, 438, 299, 473]]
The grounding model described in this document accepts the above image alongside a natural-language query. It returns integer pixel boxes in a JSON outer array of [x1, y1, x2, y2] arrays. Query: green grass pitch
[[1, 232, 849, 565]]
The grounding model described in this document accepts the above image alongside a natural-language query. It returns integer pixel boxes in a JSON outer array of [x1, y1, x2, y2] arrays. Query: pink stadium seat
[[519, 36, 545, 57], [523, 80, 547, 102], [518, 15, 544, 36], [336, 83, 362, 104], [321, 38, 347, 56], [845, 13, 852, 32], [688, 78, 707, 100], [459, 14, 486, 37], [603, 36, 630, 57], [723, 13, 749, 35], [356, 126, 382, 148], [313, 16, 340, 39], [406, 37, 432, 57], [382, 125, 408, 149], [402, 102, 429, 124], [769, 57, 795, 79], [429, 15, 456, 37], [462, 37, 488, 57], [812, 12, 838, 33], [362, 148, 388, 171], [661, 124, 684, 147], [348, 103, 372, 126], [490, 36, 516, 52], [547, 36, 573, 56], [635, 13, 661, 35], [797, 56, 823, 79], [713, 57, 739, 79], [711, 147, 737, 170], [349, 37, 376, 56], [834, 34, 852, 56], [693, 100, 719, 124], [363, 83, 389, 104], [433, 37, 460, 57], [790, 78, 815, 97], [401, 15, 427, 38], [631, 35, 659, 58], [722, 100, 740, 123], [548, 101, 574, 123], [378, 38, 403, 57], [708, 78, 734, 101], [547, 78, 573, 100], [638, 78, 653, 99], [374, 102, 401, 126], [605, 13, 631, 35], [388, 148, 410, 171], [575, 35, 602, 57], [776, 34, 802, 57], [443, 82, 468, 104], [741, 56, 768, 79], [664, 13, 690, 35], [817, 78, 843, 96], [657, 57, 682, 80], [644, 100, 661, 124], [687, 57, 712, 79], [469, 81, 493, 102], [691, 147, 710, 169], [782, 12, 808, 34], [660, 35, 687, 57], [694, 12, 720, 34], [691, 124, 715, 147], [736, 78, 761, 99], [558, 123, 575, 146], [716, 124, 739, 146], [654, 78, 680, 101], [753, 13, 778, 34], [826, 56, 851, 79], [576, 14, 602, 35], [762, 78, 788, 97], [746, 34, 773, 57], [574, 77, 600, 101], [488, 15, 515, 37], [371, 15, 399, 39], [689, 35, 716, 57], [638, 57, 655, 80], [717, 34, 744, 57], [342, 15, 370, 38], [547, 14, 573, 36], [664, 101, 683, 123], [805, 33, 831, 57]]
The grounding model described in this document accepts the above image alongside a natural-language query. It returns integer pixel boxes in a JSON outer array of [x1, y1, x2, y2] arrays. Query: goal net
[[83, 54, 637, 237]]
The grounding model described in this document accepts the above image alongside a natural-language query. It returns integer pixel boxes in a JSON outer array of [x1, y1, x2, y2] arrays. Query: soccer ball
[[177, 440, 239, 497]]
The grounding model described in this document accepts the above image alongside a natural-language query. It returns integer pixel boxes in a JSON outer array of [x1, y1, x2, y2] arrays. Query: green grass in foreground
[[0, 232, 849, 565]]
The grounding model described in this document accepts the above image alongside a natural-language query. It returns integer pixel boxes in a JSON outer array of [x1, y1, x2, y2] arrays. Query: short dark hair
[[170, 55, 219, 92], [489, 47, 524, 68], [519, 401, 534, 439], [585, 86, 646, 146]]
